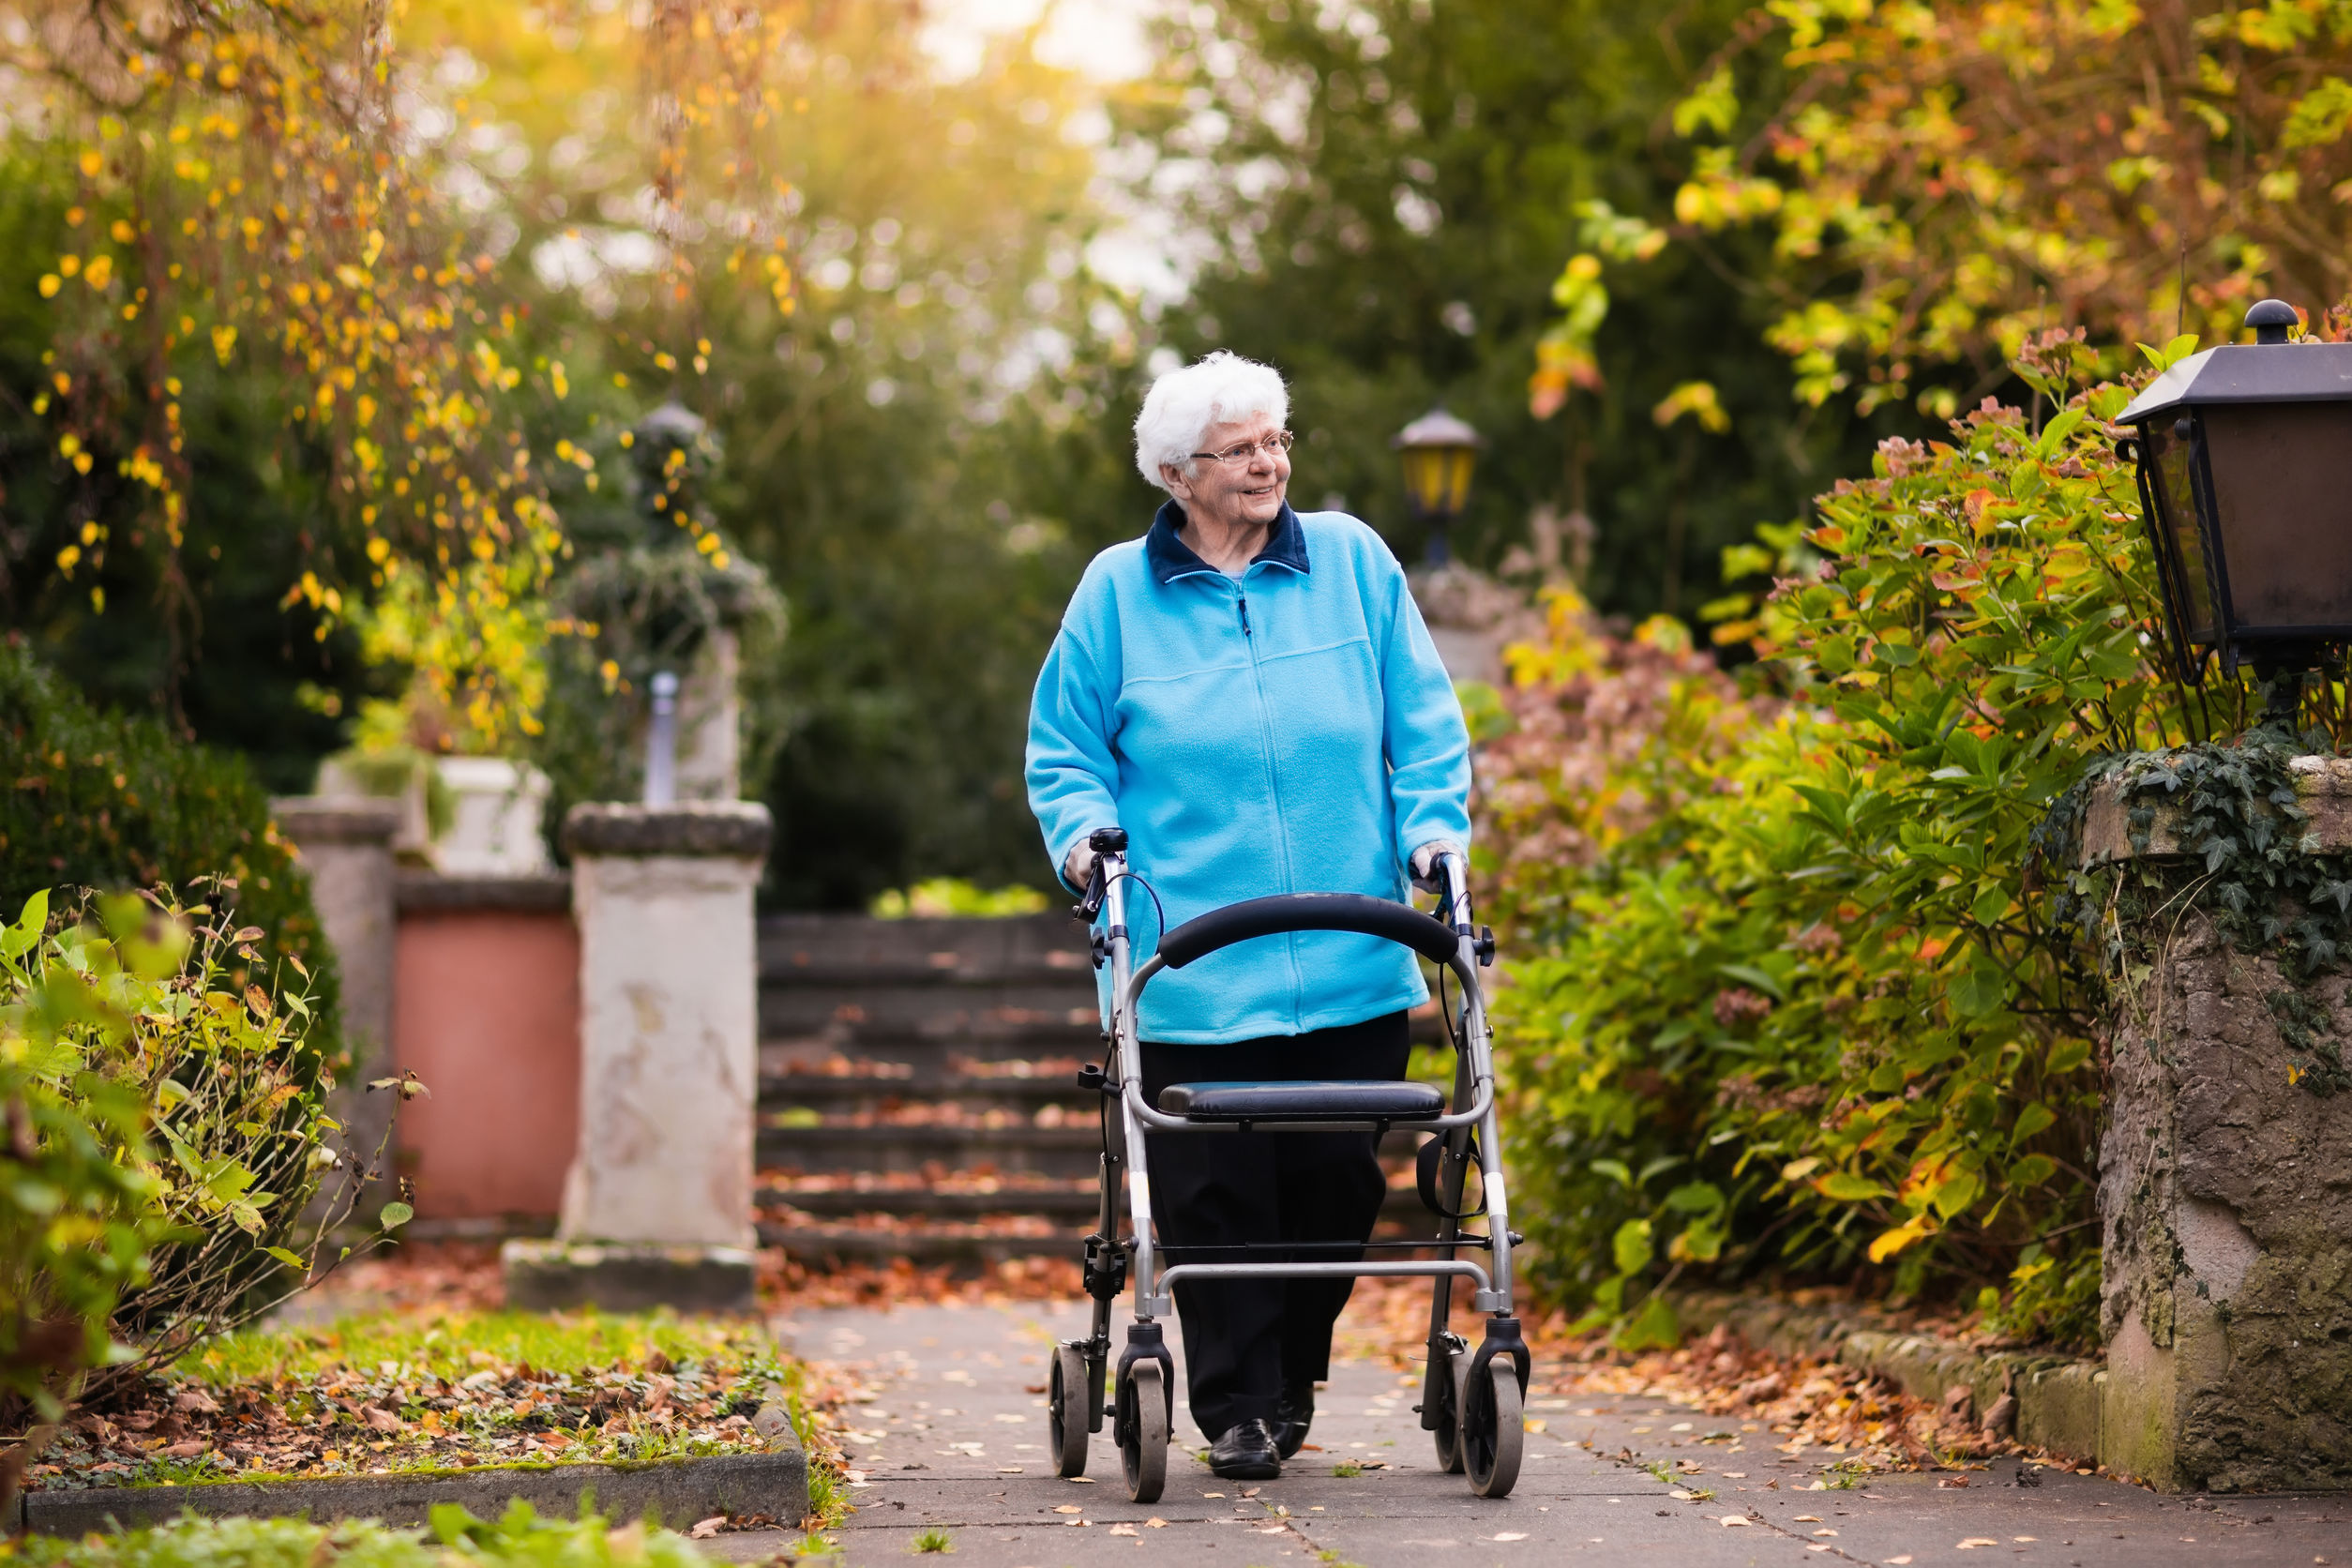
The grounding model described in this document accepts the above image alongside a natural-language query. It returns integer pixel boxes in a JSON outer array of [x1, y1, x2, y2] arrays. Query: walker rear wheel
[[1048, 1344, 1091, 1478], [1119, 1359, 1168, 1504], [1459, 1357, 1523, 1499]]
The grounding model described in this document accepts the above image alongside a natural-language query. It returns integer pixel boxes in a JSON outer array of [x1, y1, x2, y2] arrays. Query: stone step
[[758, 992, 1099, 1052], [762, 1182, 1106, 1221], [758, 1178, 1435, 1225], [758, 1119, 1438, 1179], [759, 912, 1089, 975], [758, 1121, 1106, 1177], [757, 1188, 1455, 1264], [758, 1030, 1099, 1083], [761, 1075, 1095, 1121]]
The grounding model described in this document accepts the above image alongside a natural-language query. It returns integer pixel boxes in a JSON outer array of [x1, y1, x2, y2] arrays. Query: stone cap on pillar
[[271, 796, 402, 847], [2079, 755, 2352, 867], [562, 800, 773, 861]]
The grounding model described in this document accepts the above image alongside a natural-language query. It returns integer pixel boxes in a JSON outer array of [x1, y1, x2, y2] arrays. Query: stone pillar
[[271, 798, 401, 1186], [2081, 762, 2352, 1492], [502, 801, 771, 1313]]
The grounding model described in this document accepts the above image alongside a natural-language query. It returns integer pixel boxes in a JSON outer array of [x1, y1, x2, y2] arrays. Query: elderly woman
[[1025, 351, 1471, 1481]]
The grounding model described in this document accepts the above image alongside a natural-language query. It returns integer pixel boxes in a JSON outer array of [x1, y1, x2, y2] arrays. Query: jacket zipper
[[1231, 578, 1304, 1025]]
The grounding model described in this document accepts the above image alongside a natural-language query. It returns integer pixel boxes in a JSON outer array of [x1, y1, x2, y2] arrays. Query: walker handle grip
[[1155, 894, 1459, 970]]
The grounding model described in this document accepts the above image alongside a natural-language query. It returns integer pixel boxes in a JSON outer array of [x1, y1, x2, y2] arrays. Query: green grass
[[181, 1309, 764, 1386], [911, 1526, 953, 1553], [1330, 1459, 1362, 1477]]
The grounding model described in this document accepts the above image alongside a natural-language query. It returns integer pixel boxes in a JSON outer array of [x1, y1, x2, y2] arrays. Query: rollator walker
[[1046, 826, 1530, 1503]]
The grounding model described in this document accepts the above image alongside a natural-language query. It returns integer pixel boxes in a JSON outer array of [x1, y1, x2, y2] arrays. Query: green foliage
[[912, 1528, 954, 1553], [5, 1505, 714, 1568], [868, 880, 1049, 919], [0, 892, 164, 1425], [0, 638, 340, 1062], [1485, 353, 2208, 1349]]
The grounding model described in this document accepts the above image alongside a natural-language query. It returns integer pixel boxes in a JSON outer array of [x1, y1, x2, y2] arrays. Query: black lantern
[[2118, 298, 2352, 683], [1392, 406, 1485, 564]]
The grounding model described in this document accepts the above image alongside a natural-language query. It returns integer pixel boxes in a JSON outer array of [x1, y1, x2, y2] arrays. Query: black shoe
[[1208, 1418, 1282, 1480], [1273, 1380, 1315, 1459]]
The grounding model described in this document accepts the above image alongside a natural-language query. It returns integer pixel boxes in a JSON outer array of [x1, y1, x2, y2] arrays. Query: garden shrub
[[1, 886, 400, 1443], [1485, 338, 2217, 1351], [0, 637, 340, 1063]]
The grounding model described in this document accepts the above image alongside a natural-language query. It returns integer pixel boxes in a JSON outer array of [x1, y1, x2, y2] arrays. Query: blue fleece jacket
[[1025, 500, 1472, 1045]]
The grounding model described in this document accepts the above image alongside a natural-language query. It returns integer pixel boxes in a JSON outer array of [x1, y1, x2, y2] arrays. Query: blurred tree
[[1118, 0, 1924, 619], [403, 0, 1143, 903]]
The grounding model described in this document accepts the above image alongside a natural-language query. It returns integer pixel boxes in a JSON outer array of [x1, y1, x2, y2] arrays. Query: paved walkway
[[711, 1300, 2345, 1568]]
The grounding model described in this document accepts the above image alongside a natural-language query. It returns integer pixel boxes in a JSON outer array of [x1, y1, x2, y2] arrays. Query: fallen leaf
[[1669, 1489, 1695, 1501], [1887, 1558, 1913, 1565], [688, 1518, 725, 1540], [1145, 1518, 1167, 1529], [1241, 1486, 1261, 1498], [161, 1440, 209, 1459], [1795, 1515, 1822, 1523], [1493, 1532, 1529, 1543], [1023, 1384, 1047, 1395], [1108, 1525, 1138, 1537], [1814, 1529, 1839, 1537], [1200, 1492, 1226, 1499], [1957, 1540, 1999, 1550], [362, 1407, 403, 1433], [1719, 1515, 1751, 1528], [173, 1390, 221, 1415], [1065, 1475, 1096, 1484], [1525, 1419, 1546, 1433], [1053, 1505, 1082, 1515], [997, 1466, 1024, 1473]]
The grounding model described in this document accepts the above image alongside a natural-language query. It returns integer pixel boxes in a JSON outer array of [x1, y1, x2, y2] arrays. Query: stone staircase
[[754, 911, 1440, 1268]]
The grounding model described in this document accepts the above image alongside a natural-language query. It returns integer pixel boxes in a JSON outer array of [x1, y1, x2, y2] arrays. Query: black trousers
[[1138, 1010, 1410, 1440]]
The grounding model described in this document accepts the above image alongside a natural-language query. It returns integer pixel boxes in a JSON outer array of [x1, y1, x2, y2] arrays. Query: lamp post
[[2117, 298, 2352, 686], [1392, 406, 1485, 565]]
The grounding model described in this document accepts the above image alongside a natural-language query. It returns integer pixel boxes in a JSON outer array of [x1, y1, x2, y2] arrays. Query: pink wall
[[393, 907, 580, 1222]]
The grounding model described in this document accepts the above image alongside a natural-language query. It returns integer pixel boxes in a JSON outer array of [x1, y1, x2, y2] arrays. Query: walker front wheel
[[1048, 1344, 1091, 1478], [1430, 1338, 1466, 1473], [1119, 1359, 1168, 1504], [1459, 1357, 1523, 1499]]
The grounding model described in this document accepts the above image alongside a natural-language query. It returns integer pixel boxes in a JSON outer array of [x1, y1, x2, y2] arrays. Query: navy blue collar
[[1144, 499, 1311, 585]]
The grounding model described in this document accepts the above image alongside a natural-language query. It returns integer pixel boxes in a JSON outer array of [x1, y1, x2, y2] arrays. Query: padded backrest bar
[[1154, 893, 1459, 970]]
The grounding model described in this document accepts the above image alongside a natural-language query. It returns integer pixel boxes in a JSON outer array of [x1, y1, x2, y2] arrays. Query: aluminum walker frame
[[1045, 827, 1530, 1502]]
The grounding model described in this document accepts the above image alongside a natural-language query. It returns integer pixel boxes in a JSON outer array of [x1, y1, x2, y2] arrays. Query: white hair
[[1132, 351, 1289, 491]]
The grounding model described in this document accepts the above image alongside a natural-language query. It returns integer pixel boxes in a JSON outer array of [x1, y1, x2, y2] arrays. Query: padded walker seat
[[1157, 1079, 1446, 1123]]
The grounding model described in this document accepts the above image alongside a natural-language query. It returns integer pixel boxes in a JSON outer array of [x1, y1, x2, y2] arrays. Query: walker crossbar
[[1049, 837, 1529, 1501], [1158, 1259, 1492, 1291]]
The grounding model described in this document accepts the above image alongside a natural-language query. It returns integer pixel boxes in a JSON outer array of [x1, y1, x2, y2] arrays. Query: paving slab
[[715, 1299, 2348, 1568]]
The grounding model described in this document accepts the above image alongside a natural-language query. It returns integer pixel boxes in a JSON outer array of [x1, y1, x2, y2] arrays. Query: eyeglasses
[[1189, 430, 1296, 466]]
